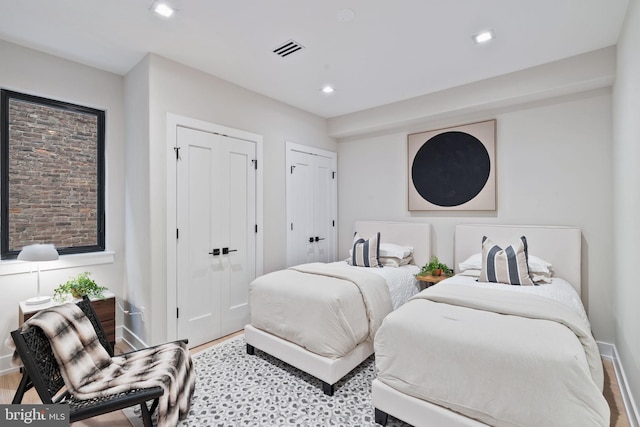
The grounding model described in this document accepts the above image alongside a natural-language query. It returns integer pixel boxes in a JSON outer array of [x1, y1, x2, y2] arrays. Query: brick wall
[[7, 99, 98, 251]]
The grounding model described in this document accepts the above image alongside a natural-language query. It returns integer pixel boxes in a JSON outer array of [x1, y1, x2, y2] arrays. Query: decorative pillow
[[459, 252, 553, 277], [478, 236, 535, 286], [347, 232, 381, 267]]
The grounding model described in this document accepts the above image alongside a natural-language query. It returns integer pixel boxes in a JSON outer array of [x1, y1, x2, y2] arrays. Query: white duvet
[[333, 261, 421, 309], [374, 276, 610, 427], [249, 262, 396, 358]]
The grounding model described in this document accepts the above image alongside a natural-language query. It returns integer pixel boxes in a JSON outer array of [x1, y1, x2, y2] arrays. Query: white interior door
[[219, 136, 256, 336], [313, 154, 335, 263], [286, 142, 337, 267], [287, 149, 315, 266], [176, 126, 256, 347]]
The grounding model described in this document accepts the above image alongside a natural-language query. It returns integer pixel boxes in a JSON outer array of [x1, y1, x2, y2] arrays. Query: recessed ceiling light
[[337, 9, 355, 22], [154, 3, 175, 17], [473, 29, 495, 44], [321, 85, 335, 94]]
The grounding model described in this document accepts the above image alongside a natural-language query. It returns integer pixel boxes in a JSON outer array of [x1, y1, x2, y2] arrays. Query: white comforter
[[374, 277, 610, 427], [333, 261, 421, 309], [250, 262, 394, 358]]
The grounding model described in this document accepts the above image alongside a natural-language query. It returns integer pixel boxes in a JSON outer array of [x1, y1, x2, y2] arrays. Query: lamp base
[[24, 295, 52, 305]]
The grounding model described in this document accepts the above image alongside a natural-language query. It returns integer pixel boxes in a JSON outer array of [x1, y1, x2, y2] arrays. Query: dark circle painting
[[411, 131, 491, 207]]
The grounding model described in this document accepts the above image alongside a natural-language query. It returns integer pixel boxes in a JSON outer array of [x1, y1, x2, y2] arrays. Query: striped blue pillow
[[479, 236, 535, 286], [349, 232, 382, 268]]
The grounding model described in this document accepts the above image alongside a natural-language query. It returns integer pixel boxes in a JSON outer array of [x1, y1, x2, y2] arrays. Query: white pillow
[[351, 243, 413, 259], [379, 255, 414, 268], [458, 253, 483, 272], [458, 252, 553, 275], [530, 273, 552, 284], [528, 256, 554, 275], [458, 269, 481, 278], [379, 243, 413, 259]]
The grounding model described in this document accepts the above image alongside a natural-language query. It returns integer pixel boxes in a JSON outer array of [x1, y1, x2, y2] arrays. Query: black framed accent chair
[[10, 296, 195, 427]]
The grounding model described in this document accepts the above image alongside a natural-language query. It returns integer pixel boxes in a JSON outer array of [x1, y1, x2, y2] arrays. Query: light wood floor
[[1, 331, 630, 427]]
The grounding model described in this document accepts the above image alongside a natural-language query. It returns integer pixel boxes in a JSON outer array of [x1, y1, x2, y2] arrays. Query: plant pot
[[434, 268, 442, 276]]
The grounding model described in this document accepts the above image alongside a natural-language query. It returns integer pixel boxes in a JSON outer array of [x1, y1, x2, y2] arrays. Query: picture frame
[[408, 119, 496, 211]]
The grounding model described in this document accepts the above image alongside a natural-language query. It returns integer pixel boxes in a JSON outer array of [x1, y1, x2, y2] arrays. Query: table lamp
[[18, 243, 59, 305]]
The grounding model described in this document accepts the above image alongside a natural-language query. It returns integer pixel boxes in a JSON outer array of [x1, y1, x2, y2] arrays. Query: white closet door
[[176, 126, 256, 347], [287, 149, 315, 266], [312, 154, 335, 263], [218, 136, 256, 336], [286, 142, 337, 267]]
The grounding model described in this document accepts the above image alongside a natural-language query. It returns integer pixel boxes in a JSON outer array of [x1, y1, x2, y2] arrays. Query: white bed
[[245, 221, 431, 395], [372, 224, 609, 427]]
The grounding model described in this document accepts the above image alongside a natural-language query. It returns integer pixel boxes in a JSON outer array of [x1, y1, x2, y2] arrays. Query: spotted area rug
[[125, 334, 410, 426]]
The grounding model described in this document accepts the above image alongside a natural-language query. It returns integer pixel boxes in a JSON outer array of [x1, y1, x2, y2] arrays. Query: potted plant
[[53, 272, 107, 302], [417, 256, 453, 277]]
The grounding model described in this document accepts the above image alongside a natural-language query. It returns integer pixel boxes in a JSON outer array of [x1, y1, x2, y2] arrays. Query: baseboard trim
[[598, 341, 640, 427], [120, 325, 148, 350], [0, 353, 19, 376]]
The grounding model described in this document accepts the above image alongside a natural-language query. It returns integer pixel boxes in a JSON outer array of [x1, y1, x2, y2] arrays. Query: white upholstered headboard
[[354, 221, 431, 267], [454, 224, 582, 295]]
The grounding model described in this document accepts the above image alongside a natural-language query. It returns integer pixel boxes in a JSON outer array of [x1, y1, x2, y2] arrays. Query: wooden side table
[[19, 291, 116, 347], [416, 274, 450, 290]]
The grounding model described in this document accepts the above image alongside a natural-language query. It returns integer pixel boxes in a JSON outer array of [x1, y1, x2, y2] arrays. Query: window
[[1, 90, 105, 259]]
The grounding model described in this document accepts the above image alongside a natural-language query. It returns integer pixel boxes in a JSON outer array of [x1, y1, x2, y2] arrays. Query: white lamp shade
[[18, 244, 59, 262]]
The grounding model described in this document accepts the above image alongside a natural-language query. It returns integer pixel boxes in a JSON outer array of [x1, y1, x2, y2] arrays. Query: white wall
[[0, 40, 126, 372], [124, 54, 337, 345], [122, 55, 151, 347], [613, 0, 640, 415], [334, 50, 615, 343]]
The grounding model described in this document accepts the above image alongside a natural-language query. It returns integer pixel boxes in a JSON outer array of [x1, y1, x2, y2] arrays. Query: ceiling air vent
[[273, 40, 305, 58]]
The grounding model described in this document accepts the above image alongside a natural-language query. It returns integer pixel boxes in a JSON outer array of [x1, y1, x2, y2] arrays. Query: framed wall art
[[408, 119, 496, 211]]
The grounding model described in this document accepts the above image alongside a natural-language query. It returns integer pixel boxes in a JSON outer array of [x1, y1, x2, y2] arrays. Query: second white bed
[[373, 224, 609, 427], [245, 220, 430, 395]]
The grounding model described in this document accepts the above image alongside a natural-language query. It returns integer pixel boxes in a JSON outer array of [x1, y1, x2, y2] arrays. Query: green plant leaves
[[53, 272, 107, 302]]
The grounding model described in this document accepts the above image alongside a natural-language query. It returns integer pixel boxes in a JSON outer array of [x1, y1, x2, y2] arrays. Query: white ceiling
[[0, 0, 629, 118]]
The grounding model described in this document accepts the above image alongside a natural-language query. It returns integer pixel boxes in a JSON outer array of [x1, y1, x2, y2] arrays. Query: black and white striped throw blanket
[[11, 303, 195, 427]]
